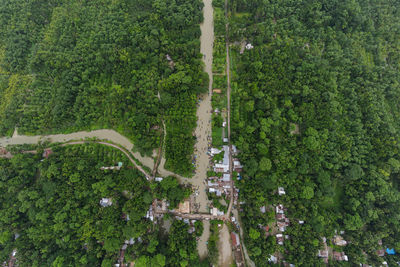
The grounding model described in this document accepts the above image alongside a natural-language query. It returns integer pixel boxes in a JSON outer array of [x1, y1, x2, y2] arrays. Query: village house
[[231, 232, 240, 247], [333, 235, 347, 246], [268, 255, 277, 264], [276, 213, 285, 220], [233, 159, 243, 172], [232, 145, 238, 154], [318, 237, 329, 263], [276, 234, 284, 245], [210, 148, 221, 155], [176, 199, 191, 214], [100, 198, 113, 207], [209, 187, 222, 196], [222, 173, 231, 182], [145, 205, 154, 221], [211, 207, 224, 216], [42, 148, 53, 159], [278, 187, 286, 195], [276, 204, 285, 214], [377, 249, 385, 257], [213, 145, 230, 172], [213, 89, 222, 94], [277, 221, 287, 232], [155, 177, 163, 182], [377, 239, 385, 257], [245, 43, 254, 50], [333, 251, 348, 261]]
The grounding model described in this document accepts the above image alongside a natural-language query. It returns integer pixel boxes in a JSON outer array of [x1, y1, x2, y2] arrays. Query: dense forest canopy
[[229, 0, 400, 265], [0, 144, 152, 266], [0, 0, 207, 175], [0, 144, 201, 266]]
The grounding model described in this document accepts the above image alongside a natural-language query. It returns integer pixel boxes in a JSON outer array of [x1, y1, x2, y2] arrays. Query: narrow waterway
[[193, 0, 214, 258], [0, 129, 155, 169]]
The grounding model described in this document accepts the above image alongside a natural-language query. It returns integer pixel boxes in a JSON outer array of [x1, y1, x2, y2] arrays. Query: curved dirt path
[[1, 129, 154, 167], [0, 129, 154, 172]]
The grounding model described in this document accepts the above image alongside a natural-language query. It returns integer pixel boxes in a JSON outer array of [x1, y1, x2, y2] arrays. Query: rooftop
[[177, 199, 191, 214], [231, 232, 240, 247]]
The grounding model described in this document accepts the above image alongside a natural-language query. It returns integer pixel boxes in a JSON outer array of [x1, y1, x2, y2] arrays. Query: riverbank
[[0, 128, 154, 169], [193, 0, 214, 258]]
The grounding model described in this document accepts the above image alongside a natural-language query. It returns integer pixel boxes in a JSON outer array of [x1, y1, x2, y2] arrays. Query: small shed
[[100, 198, 113, 207], [386, 248, 396, 255], [278, 187, 286, 195], [43, 148, 53, 159], [245, 43, 254, 50], [213, 89, 222, 94]]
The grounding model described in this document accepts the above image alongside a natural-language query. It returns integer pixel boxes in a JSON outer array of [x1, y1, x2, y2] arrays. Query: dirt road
[[197, 220, 210, 259], [224, 0, 255, 265], [218, 224, 233, 267], [0, 128, 154, 167], [180, 0, 214, 213]]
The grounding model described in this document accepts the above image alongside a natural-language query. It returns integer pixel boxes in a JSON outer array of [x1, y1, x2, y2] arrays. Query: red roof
[[43, 148, 53, 159], [231, 232, 239, 247]]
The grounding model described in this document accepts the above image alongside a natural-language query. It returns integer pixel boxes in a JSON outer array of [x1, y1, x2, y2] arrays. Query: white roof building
[[211, 148, 222, 155], [208, 181, 218, 187], [222, 173, 231, 182], [222, 146, 230, 164], [246, 43, 254, 50], [278, 187, 286, 195], [214, 163, 229, 172], [233, 160, 242, 169], [100, 198, 113, 207], [155, 177, 163, 182], [232, 145, 238, 154], [276, 204, 284, 214], [268, 255, 277, 263], [146, 205, 154, 221], [125, 238, 135, 245], [211, 207, 218, 216]]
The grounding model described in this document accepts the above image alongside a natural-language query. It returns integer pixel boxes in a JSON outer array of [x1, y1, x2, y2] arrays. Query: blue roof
[[386, 248, 396, 255]]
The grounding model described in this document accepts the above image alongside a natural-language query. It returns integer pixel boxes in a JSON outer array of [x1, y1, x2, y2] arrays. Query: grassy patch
[[234, 12, 251, 18], [212, 125, 223, 147], [213, 36, 226, 73], [207, 220, 222, 264], [213, 7, 226, 36]]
